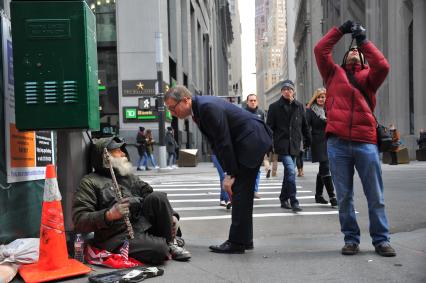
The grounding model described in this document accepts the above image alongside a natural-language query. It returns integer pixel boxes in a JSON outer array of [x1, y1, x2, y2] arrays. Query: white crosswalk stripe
[[151, 179, 343, 221]]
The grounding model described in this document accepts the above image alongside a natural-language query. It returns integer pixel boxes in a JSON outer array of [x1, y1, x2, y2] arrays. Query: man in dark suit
[[164, 85, 272, 254]]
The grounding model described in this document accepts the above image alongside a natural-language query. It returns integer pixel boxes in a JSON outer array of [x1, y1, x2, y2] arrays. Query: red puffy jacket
[[314, 27, 390, 144]]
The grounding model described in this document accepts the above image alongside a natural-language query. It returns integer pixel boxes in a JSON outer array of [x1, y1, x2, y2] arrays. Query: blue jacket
[[192, 95, 272, 176]]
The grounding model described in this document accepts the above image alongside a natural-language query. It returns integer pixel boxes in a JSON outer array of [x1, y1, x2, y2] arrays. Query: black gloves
[[352, 23, 368, 46], [339, 20, 353, 34]]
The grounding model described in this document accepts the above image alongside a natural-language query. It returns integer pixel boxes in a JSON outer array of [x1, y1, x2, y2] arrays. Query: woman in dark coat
[[306, 88, 337, 207]]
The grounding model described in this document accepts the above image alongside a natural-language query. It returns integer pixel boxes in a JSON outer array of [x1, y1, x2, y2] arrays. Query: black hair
[[341, 38, 366, 70]]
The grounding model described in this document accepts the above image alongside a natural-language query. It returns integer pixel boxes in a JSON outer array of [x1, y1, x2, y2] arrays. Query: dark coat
[[266, 96, 311, 156], [306, 108, 328, 162], [245, 106, 266, 122], [314, 27, 390, 144], [192, 95, 272, 177], [136, 132, 147, 156], [165, 131, 178, 153]]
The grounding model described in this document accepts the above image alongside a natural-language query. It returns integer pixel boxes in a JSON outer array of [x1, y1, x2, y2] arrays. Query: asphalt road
[[12, 161, 426, 283]]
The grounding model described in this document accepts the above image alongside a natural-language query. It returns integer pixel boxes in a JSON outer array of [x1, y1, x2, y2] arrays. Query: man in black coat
[[267, 80, 311, 212], [244, 93, 266, 197], [165, 85, 272, 254]]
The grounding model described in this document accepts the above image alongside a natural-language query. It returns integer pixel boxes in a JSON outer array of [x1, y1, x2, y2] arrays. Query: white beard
[[109, 156, 133, 176]]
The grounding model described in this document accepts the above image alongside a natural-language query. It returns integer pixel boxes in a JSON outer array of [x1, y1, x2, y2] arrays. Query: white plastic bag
[[0, 238, 39, 265]]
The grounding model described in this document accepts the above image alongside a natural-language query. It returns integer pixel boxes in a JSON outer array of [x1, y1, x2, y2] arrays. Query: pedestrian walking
[[266, 80, 311, 212], [388, 124, 402, 165], [314, 20, 396, 256], [165, 85, 272, 254], [145, 129, 159, 169], [136, 127, 148, 171], [244, 93, 265, 198], [306, 87, 337, 207], [165, 127, 178, 168]]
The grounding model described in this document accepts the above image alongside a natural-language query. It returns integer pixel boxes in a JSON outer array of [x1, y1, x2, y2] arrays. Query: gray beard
[[110, 156, 133, 176]]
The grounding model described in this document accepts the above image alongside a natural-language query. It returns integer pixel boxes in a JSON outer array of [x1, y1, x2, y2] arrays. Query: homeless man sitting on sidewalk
[[72, 137, 191, 264]]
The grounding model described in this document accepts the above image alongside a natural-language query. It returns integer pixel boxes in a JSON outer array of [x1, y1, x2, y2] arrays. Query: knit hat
[[281, 80, 295, 91], [139, 127, 145, 132]]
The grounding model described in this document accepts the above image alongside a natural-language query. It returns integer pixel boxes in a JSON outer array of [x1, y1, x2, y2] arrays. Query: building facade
[[294, 0, 426, 158], [227, 0, 242, 98], [255, 0, 286, 110], [89, 0, 235, 162]]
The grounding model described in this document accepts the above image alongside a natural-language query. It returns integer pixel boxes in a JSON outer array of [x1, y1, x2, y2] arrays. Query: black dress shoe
[[244, 242, 254, 250], [280, 200, 291, 209], [291, 203, 302, 212], [209, 241, 245, 254]]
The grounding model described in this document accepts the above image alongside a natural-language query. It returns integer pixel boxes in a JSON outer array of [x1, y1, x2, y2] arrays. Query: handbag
[[346, 72, 395, 152]]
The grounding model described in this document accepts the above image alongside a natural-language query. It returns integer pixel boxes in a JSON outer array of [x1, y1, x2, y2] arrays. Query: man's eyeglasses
[[167, 100, 182, 112]]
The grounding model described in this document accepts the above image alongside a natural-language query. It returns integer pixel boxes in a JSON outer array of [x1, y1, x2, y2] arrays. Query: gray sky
[[238, 0, 256, 99]]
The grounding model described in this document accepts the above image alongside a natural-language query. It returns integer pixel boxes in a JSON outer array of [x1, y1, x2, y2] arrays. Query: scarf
[[311, 103, 326, 121]]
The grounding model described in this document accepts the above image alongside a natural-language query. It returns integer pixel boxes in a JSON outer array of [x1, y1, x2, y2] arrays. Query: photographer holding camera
[[314, 20, 396, 257]]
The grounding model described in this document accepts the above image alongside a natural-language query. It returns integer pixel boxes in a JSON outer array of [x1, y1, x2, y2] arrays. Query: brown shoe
[[375, 242, 396, 257], [341, 243, 359, 255]]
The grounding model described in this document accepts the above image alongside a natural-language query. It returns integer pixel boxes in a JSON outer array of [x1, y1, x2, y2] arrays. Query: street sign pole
[[155, 31, 167, 169]]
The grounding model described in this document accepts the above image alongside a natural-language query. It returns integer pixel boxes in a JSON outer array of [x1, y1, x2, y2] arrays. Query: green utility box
[[11, 0, 99, 130]]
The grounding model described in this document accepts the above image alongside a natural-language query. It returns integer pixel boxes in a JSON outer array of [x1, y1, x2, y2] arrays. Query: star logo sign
[[136, 82, 144, 90]]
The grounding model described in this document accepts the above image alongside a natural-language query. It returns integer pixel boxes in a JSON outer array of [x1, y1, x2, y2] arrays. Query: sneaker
[[341, 243, 359, 255], [254, 192, 261, 199], [169, 243, 191, 261], [280, 200, 291, 209], [375, 242, 396, 257], [174, 236, 185, 247], [220, 200, 226, 207], [172, 165, 178, 169], [154, 166, 160, 169], [226, 201, 232, 210]]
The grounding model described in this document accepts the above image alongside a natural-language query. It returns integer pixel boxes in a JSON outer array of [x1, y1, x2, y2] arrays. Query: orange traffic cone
[[19, 164, 91, 283]]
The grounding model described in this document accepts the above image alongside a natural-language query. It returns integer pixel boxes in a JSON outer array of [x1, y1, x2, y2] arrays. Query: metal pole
[[155, 30, 167, 169]]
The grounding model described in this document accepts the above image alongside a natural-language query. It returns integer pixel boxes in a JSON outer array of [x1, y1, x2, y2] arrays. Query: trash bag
[[0, 238, 39, 265]]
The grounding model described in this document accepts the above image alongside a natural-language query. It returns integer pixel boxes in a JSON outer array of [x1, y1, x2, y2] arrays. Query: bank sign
[[123, 107, 172, 123]]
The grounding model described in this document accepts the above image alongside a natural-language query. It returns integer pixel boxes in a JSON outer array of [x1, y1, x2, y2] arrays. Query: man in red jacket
[[314, 21, 396, 257]]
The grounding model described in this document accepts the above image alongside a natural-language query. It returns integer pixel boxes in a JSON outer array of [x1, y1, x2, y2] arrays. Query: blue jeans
[[211, 155, 229, 202], [279, 155, 298, 205], [254, 171, 260, 193], [327, 136, 390, 246], [167, 152, 176, 166], [146, 153, 157, 167], [138, 152, 148, 168]]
